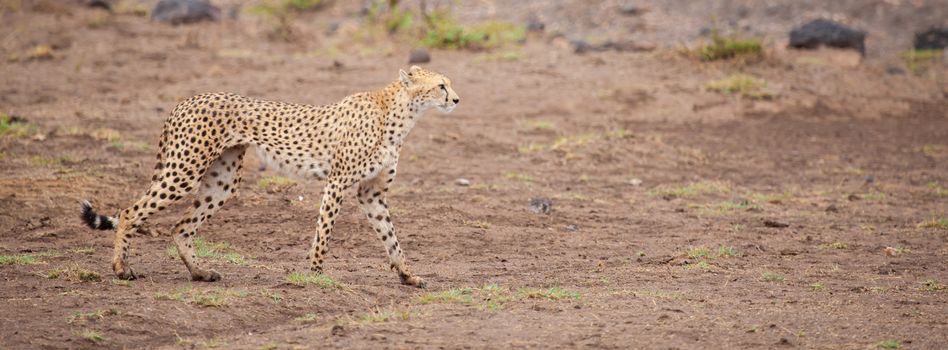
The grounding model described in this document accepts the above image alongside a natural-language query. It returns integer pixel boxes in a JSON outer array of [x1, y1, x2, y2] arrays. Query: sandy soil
[[1, 1, 947, 349]]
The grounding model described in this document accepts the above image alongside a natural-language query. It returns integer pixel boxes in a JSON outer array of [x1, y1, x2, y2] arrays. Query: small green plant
[[110, 279, 133, 287], [286, 272, 340, 288], [762, 272, 784, 283], [650, 180, 729, 198], [165, 238, 246, 265], [46, 265, 102, 282], [517, 143, 545, 154], [72, 247, 95, 255], [820, 242, 849, 250], [420, 10, 524, 50], [351, 307, 413, 325], [684, 260, 712, 270], [418, 287, 474, 304], [245, 0, 327, 41], [877, 339, 900, 349], [706, 74, 772, 99], [903, 49, 942, 74], [699, 33, 763, 61], [0, 113, 32, 137], [67, 309, 119, 325], [295, 313, 319, 322], [917, 217, 948, 230], [927, 182, 948, 197], [686, 247, 711, 259], [517, 287, 581, 301], [154, 287, 246, 307], [76, 330, 107, 344], [0, 253, 39, 265], [716, 246, 739, 258], [503, 171, 535, 182], [810, 283, 825, 291], [257, 175, 296, 192], [921, 279, 944, 292], [202, 338, 228, 348], [462, 219, 491, 229]]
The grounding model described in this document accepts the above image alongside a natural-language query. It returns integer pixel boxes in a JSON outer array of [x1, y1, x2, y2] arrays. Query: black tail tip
[[80, 200, 114, 230]]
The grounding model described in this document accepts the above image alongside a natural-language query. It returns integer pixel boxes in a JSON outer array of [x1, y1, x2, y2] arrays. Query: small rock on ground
[[789, 19, 866, 55], [151, 0, 220, 25], [455, 178, 470, 186], [914, 27, 948, 50], [528, 198, 552, 214], [408, 48, 431, 64]]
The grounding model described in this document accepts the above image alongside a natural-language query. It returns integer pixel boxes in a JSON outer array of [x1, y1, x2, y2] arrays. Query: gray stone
[[151, 0, 220, 25], [408, 48, 431, 64], [789, 19, 866, 55]]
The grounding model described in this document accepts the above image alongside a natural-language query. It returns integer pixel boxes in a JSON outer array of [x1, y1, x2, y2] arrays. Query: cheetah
[[80, 66, 460, 287]]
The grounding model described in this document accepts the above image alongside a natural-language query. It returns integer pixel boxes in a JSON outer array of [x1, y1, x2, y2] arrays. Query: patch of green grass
[[820, 242, 849, 250], [762, 272, 785, 283], [517, 143, 545, 154], [202, 338, 228, 348], [878, 339, 901, 349], [351, 307, 414, 325], [257, 175, 296, 192], [917, 217, 948, 230], [46, 265, 102, 282], [0, 253, 39, 266], [699, 33, 763, 61], [261, 290, 283, 304], [686, 247, 711, 259], [717, 246, 739, 258], [918, 144, 946, 157], [862, 192, 886, 201], [295, 313, 319, 322], [517, 287, 581, 301], [462, 219, 491, 229], [418, 287, 474, 304], [246, 0, 328, 41], [0, 113, 33, 137], [706, 74, 773, 99], [903, 49, 942, 74], [154, 287, 247, 307], [613, 289, 684, 300], [67, 309, 118, 325], [550, 133, 597, 151], [420, 10, 524, 50], [286, 272, 340, 288], [810, 283, 826, 291], [927, 182, 948, 197], [503, 171, 535, 182], [684, 260, 712, 270], [650, 180, 729, 198], [165, 238, 246, 265], [29, 155, 66, 167], [76, 330, 107, 344], [72, 246, 95, 255], [921, 279, 944, 292], [524, 120, 556, 131], [110, 279, 132, 287], [480, 50, 524, 61]]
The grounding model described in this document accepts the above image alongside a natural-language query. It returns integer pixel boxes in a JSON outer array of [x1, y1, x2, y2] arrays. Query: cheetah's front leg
[[309, 181, 345, 273], [357, 168, 426, 288]]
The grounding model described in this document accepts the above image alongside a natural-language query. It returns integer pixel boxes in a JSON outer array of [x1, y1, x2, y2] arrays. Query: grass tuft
[[917, 217, 948, 230], [0, 253, 39, 266], [706, 74, 773, 99], [418, 287, 474, 304], [46, 265, 102, 282], [699, 33, 763, 61], [0, 113, 33, 137], [878, 339, 901, 349], [286, 272, 340, 288], [420, 10, 524, 50], [154, 287, 247, 307], [820, 242, 849, 250], [165, 238, 246, 265], [761, 272, 785, 283], [517, 287, 581, 301], [257, 175, 296, 192], [651, 180, 729, 198], [76, 330, 107, 344]]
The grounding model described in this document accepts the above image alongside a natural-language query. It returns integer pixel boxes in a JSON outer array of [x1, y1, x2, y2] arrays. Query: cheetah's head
[[399, 66, 460, 113]]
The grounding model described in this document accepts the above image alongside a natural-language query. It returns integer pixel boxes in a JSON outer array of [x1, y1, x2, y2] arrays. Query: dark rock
[[528, 198, 552, 214], [619, 3, 645, 16], [864, 175, 875, 183], [886, 66, 906, 75], [763, 220, 789, 228], [86, 0, 111, 11], [825, 204, 839, 213], [570, 39, 593, 54], [151, 0, 220, 25], [526, 18, 545, 32], [789, 19, 866, 55], [914, 27, 948, 50], [408, 48, 430, 64]]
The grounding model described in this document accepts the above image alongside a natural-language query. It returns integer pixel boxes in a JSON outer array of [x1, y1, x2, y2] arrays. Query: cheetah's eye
[[438, 84, 445, 90]]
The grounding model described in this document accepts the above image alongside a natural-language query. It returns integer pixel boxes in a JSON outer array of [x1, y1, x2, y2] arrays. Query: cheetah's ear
[[409, 65, 422, 73], [398, 69, 412, 87]]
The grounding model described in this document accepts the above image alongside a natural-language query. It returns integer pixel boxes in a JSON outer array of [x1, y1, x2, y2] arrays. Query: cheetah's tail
[[80, 200, 117, 231]]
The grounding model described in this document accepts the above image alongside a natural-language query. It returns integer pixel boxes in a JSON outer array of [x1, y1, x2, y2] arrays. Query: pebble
[[455, 178, 470, 186]]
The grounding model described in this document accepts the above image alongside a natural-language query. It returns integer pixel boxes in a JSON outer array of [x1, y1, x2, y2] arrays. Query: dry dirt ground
[[1, 1, 947, 349]]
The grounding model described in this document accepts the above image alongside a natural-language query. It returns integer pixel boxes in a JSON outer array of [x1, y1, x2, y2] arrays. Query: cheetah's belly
[[255, 146, 331, 180]]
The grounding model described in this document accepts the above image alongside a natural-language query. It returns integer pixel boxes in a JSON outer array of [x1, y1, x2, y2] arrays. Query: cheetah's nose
[[452, 98, 460, 104]]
